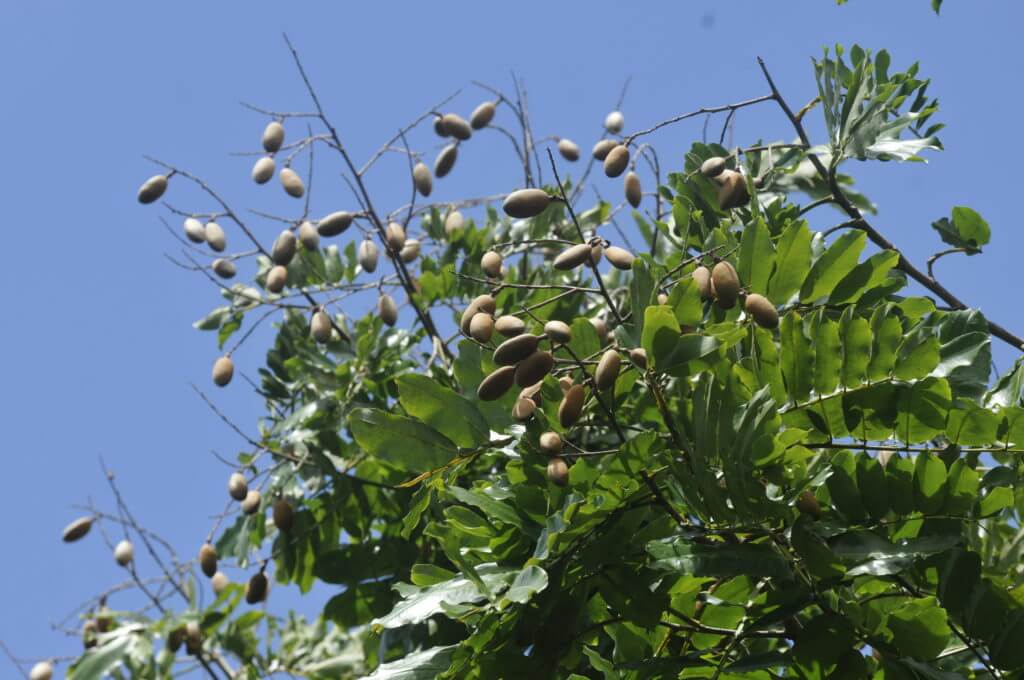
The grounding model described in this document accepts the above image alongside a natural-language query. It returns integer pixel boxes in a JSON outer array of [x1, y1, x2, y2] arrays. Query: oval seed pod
[[442, 113, 473, 140], [433, 115, 449, 137], [279, 167, 305, 198], [199, 543, 218, 578], [693, 266, 712, 299], [711, 261, 740, 310], [460, 294, 496, 334], [493, 333, 541, 365], [481, 251, 503, 278], [318, 211, 354, 237], [311, 310, 332, 343], [211, 571, 229, 595], [603, 145, 630, 178], [212, 258, 236, 279], [378, 294, 398, 327], [592, 139, 617, 161], [241, 490, 261, 515], [717, 170, 749, 210], [558, 376, 575, 394], [444, 210, 464, 235], [515, 351, 554, 388], [204, 222, 226, 252], [553, 243, 592, 270], [558, 384, 585, 428], [470, 101, 496, 129], [358, 238, 379, 273], [590, 318, 608, 339], [298, 221, 320, 250], [137, 174, 168, 204], [246, 572, 268, 604], [557, 138, 580, 162], [744, 293, 779, 329], [273, 499, 293, 532], [385, 222, 406, 252], [512, 397, 536, 422], [657, 292, 669, 305], [266, 265, 288, 294], [605, 246, 635, 270], [469, 313, 494, 343], [594, 350, 621, 391], [624, 171, 642, 208], [184, 218, 206, 243], [796, 491, 821, 520], [185, 621, 202, 655], [30, 661, 53, 680], [252, 156, 276, 184], [114, 539, 134, 567], [228, 472, 248, 501], [590, 241, 604, 266], [477, 365, 516, 401], [629, 347, 648, 369], [547, 457, 570, 487], [494, 315, 525, 337], [412, 162, 433, 197], [503, 188, 551, 219], [520, 381, 543, 405], [82, 620, 98, 649], [62, 516, 93, 543], [400, 239, 421, 264], [212, 356, 234, 387], [435, 143, 458, 178], [262, 121, 285, 152], [604, 110, 624, 134], [544, 320, 572, 344], [700, 156, 726, 179], [539, 431, 563, 455]]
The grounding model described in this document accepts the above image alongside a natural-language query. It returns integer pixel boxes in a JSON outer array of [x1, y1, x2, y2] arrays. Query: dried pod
[[433, 115, 449, 137], [460, 294, 496, 334], [604, 110, 625, 134], [435, 143, 458, 178], [228, 472, 248, 501], [245, 572, 268, 605], [493, 333, 541, 365], [692, 266, 712, 299], [442, 113, 472, 140], [358, 237, 378, 272], [700, 156, 726, 179], [204, 222, 226, 252], [444, 210, 464, 235], [318, 211, 354, 237], [400, 239, 421, 263], [558, 376, 575, 394], [592, 139, 617, 161], [553, 243, 592, 270], [469, 312, 495, 343], [711, 261, 740, 310], [262, 121, 285, 152], [279, 167, 305, 198], [557, 138, 580, 161], [211, 571, 229, 595], [629, 347, 648, 369], [413, 162, 433, 197], [251, 156, 275, 184], [605, 246, 635, 270], [503, 188, 552, 219], [515, 351, 554, 388], [212, 258, 236, 279], [199, 543, 218, 578], [62, 516, 94, 543], [717, 170, 749, 210], [494, 315, 525, 337], [311, 310, 333, 343], [212, 356, 234, 387], [184, 218, 206, 243], [185, 621, 202, 655], [594, 350, 621, 391], [481, 251, 503, 278], [558, 384, 585, 428], [547, 457, 570, 487], [273, 499, 293, 532], [539, 431, 563, 455], [137, 174, 168, 204], [624, 171, 642, 208], [385, 222, 406, 252], [744, 293, 779, 329], [477, 365, 516, 401], [298, 221, 320, 250], [266, 265, 288, 294], [796, 491, 821, 520], [544, 320, 572, 344], [512, 397, 537, 421], [590, 318, 608, 339], [378, 294, 398, 326], [241, 490, 262, 515], [114, 540, 134, 567], [30, 661, 53, 680], [603, 145, 630, 178], [470, 101, 496, 129]]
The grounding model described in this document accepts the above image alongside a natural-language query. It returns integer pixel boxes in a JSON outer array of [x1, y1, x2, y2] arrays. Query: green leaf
[[799, 228, 866, 302], [793, 612, 855, 668], [979, 486, 1013, 516], [348, 408, 458, 472], [366, 645, 456, 679], [447, 486, 525, 530], [69, 631, 134, 680], [931, 206, 990, 251], [646, 538, 791, 579], [840, 312, 871, 387], [937, 549, 981, 616], [857, 454, 888, 521], [914, 452, 948, 514], [501, 565, 548, 605], [373, 565, 514, 630], [894, 326, 941, 381], [813, 315, 842, 395], [641, 305, 682, 369], [768, 220, 813, 303], [944, 459, 979, 515], [397, 374, 490, 448], [885, 597, 951, 661], [896, 378, 951, 443], [827, 450, 867, 521], [828, 250, 900, 304], [991, 610, 1024, 670], [780, 311, 813, 403], [737, 218, 774, 294]]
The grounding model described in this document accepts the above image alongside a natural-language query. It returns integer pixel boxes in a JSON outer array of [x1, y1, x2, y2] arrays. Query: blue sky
[[2, 0, 1022, 674]]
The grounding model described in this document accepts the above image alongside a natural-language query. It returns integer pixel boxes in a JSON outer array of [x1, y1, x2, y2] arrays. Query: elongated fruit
[[544, 320, 572, 344], [184, 217, 206, 243], [252, 156, 275, 184], [262, 121, 285, 152], [470, 101, 496, 129], [358, 238, 379, 272], [624, 171, 642, 207], [469, 312, 494, 343], [212, 258, 236, 279], [493, 333, 541, 365], [205, 222, 226, 252], [442, 113, 472, 140], [716, 170, 749, 210], [796, 491, 821, 519], [559, 384, 585, 428], [114, 540, 134, 566], [603, 145, 629, 177], [477, 365, 516, 401], [311, 310, 332, 343], [211, 571, 229, 595], [241, 490, 261, 515], [553, 243, 592, 270], [744, 293, 779, 329], [413, 162, 432, 197], [503, 189, 551, 218], [444, 210, 464, 235], [228, 472, 248, 501], [137, 174, 168, 204], [279, 167, 305, 198], [592, 139, 616, 160], [539, 431, 562, 455], [605, 246, 635, 270], [30, 661, 53, 680], [400, 239, 421, 263], [266, 265, 287, 293], [62, 516, 93, 542], [558, 138, 580, 161], [629, 347, 648, 369], [460, 294, 496, 333], [512, 397, 536, 421], [185, 621, 201, 654], [273, 499, 293, 532], [711, 261, 740, 309], [212, 356, 234, 387], [495, 315, 525, 337], [318, 211, 354, 237], [481, 250, 502, 278], [700, 156, 726, 178], [199, 543, 218, 578], [604, 110, 624, 133], [515, 350, 554, 388], [298, 221, 319, 250], [547, 457, 569, 486], [246, 572, 268, 604], [435, 144, 458, 178], [692, 265, 712, 299], [385, 222, 406, 252], [433, 115, 449, 137], [594, 350, 621, 390], [378, 294, 398, 326]]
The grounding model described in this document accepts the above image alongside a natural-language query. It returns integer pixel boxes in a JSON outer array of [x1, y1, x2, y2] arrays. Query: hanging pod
[[603, 145, 629, 177], [358, 238, 379, 272], [317, 211, 354, 237], [493, 333, 541, 365], [502, 189, 551, 219], [435, 143, 458, 178], [477, 365, 516, 401], [515, 351, 554, 388], [558, 384, 585, 428], [711, 261, 740, 310], [251, 156, 275, 184], [136, 174, 168, 204], [413, 162, 433, 197], [279, 167, 305, 198], [470, 101, 496, 129], [558, 138, 580, 161], [553, 243, 592, 270], [261, 121, 285, 152]]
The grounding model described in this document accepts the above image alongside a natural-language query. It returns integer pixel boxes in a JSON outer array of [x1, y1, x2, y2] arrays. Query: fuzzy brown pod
[[543, 320, 572, 344], [311, 310, 333, 343], [442, 113, 473, 140], [114, 539, 134, 566], [279, 167, 305, 198], [477, 365, 516, 401], [558, 376, 575, 394], [460, 294, 496, 333], [470, 101, 496, 129], [241, 490, 262, 515], [481, 251, 503, 278], [629, 347, 648, 369], [539, 431, 562, 455], [199, 543, 218, 578], [318, 211, 354, 237], [605, 246, 635, 270], [515, 351, 554, 388], [30, 661, 53, 680], [558, 384, 585, 428], [503, 188, 551, 219], [400, 239, 421, 263], [711, 261, 740, 309], [358, 238, 379, 273], [298, 221, 320, 250], [604, 110, 624, 134], [716, 170, 749, 210], [212, 356, 234, 387], [692, 265, 712, 299], [624, 171, 642, 208], [589, 241, 604, 266], [557, 138, 580, 161], [700, 156, 726, 179], [592, 139, 616, 161], [212, 258, 236, 279], [228, 472, 248, 501], [444, 210, 464, 235], [385, 222, 406, 252], [266, 265, 288, 294], [512, 397, 536, 422], [204, 222, 227, 252], [493, 333, 541, 365], [137, 174, 168, 204], [211, 571, 229, 595], [273, 499, 294, 532], [603, 145, 630, 178], [262, 121, 285, 152], [547, 457, 570, 486], [469, 312, 495, 343], [494, 315, 525, 337], [744, 293, 779, 329], [246, 572, 269, 604], [435, 143, 458, 178], [62, 516, 93, 543], [433, 115, 449, 137], [796, 491, 821, 519], [378, 294, 398, 327], [553, 243, 592, 270], [594, 350, 621, 391], [184, 218, 206, 243], [252, 156, 275, 184], [413, 162, 433, 197]]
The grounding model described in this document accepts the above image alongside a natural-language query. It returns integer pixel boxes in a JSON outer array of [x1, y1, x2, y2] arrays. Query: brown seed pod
[[558, 376, 575, 394], [553, 243, 592, 270], [603, 145, 630, 178], [228, 472, 248, 501], [82, 620, 98, 649], [204, 222, 226, 252], [460, 294, 497, 334], [547, 457, 570, 487], [184, 218, 206, 244], [700, 156, 726, 179], [481, 250, 503, 278], [378, 294, 398, 327], [558, 384, 585, 428], [245, 572, 268, 605], [211, 571, 229, 595], [298, 221, 320, 250], [199, 543, 218, 578], [266, 265, 288, 294], [442, 113, 472, 140], [629, 347, 648, 369], [693, 266, 712, 299], [469, 312, 495, 343], [796, 491, 821, 520], [62, 516, 93, 543], [557, 138, 580, 161], [212, 356, 234, 387], [251, 156, 275, 184], [503, 188, 551, 219], [167, 626, 186, 653], [262, 121, 285, 152], [318, 211, 354, 237], [543, 320, 572, 344], [539, 431, 562, 456], [605, 246, 635, 270], [385, 222, 406, 252], [444, 210, 464, 235], [604, 110, 625, 133], [137, 174, 168, 204], [589, 241, 604, 266], [477, 365, 516, 401], [493, 333, 541, 365], [114, 540, 134, 567], [241, 490, 262, 515], [470, 101, 496, 129], [311, 310, 332, 343], [358, 238, 379, 273], [273, 499, 294, 532], [624, 171, 642, 208], [494, 315, 525, 337], [30, 661, 53, 680], [711, 261, 740, 310], [433, 115, 449, 137], [717, 170, 749, 210], [185, 621, 202, 655], [515, 350, 554, 388], [412, 162, 433, 197], [435, 143, 458, 178], [279, 167, 305, 198], [744, 293, 779, 329], [400, 239, 421, 263], [594, 350, 621, 391], [590, 318, 608, 339], [512, 397, 537, 422], [212, 258, 236, 279], [592, 139, 617, 160]]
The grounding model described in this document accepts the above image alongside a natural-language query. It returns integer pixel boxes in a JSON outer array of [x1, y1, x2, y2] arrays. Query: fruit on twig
[[212, 258, 235, 279], [241, 490, 261, 515], [470, 313, 494, 343], [796, 491, 821, 519], [298, 221, 320, 250], [559, 384, 585, 427], [211, 571, 229, 595], [503, 189, 551, 218], [30, 661, 53, 680], [590, 318, 608, 339], [460, 294, 496, 333], [251, 156, 275, 184], [279, 167, 305, 198], [711, 261, 740, 309], [604, 110, 624, 133], [228, 472, 248, 501], [184, 218, 206, 243], [433, 115, 449, 137], [62, 516, 93, 543], [358, 238, 379, 273], [512, 397, 536, 421], [603, 145, 629, 178], [470, 101, 496, 129], [442, 113, 472, 140], [605, 246, 635, 270], [624, 171, 642, 207], [629, 347, 648, 369], [544, 320, 572, 344], [273, 499, 293, 532], [444, 210, 464, 235], [592, 139, 616, 160], [553, 243, 592, 270], [481, 251, 503, 278], [400, 239, 421, 263], [311, 310, 332, 343], [318, 211, 354, 237], [700, 156, 726, 178], [137, 174, 168, 204], [495, 315, 525, 337], [539, 431, 562, 455], [594, 350, 621, 390], [716, 169, 749, 210], [558, 138, 580, 161], [245, 572, 268, 604], [515, 351, 554, 387], [547, 457, 570, 486], [435, 144, 458, 178], [262, 121, 285, 152], [413, 162, 432, 197], [185, 621, 202, 655], [744, 293, 779, 329], [385, 222, 406, 252], [493, 334, 541, 365], [477, 365, 516, 401], [378, 295, 398, 327], [114, 540, 134, 567], [212, 356, 234, 387], [204, 222, 226, 252], [199, 543, 218, 578], [693, 265, 712, 299]]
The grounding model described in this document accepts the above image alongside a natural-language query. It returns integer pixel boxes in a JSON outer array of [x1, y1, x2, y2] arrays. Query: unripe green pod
[[700, 156, 726, 178], [62, 516, 93, 543], [30, 661, 53, 680], [311, 310, 332, 343], [547, 457, 570, 486], [435, 144, 458, 178], [241, 490, 261, 515], [515, 351, 554, 388], [711, 261, 740, 309], [604, 110, 624, 133], [716, 170, 749, 210], [413, 162, 433, 197], [629, 347, 648, 369], [228, 472, 248, 501], [493, 333, 541, 365], [624, 171, 642, 208], [358, 238, 379, 273], [470, 101, 496, 129], [245, 572, 268, 604], [279, 167, 305, 198], [262, 121, 285, 152], [205, 222, 226, 252], [137, 174, 168, 204], [444, 210, 464, 235], [692, 266, 712, 299], [512, 397, 537, 421], [184, 218, 206, 243], [605, 246, 635, 270], [603, 145, 629, 178], [544, 320, 572, 344], [744, 293, 779, 329], [557, 138, 580, 161], [378, 294, 398, 326], [469, 312, 494, 343], [199, 543, 218, 578], [594, 350, 621, 391], [442, 113, 472, 140], [592, 139, 616, 160], [266, 265, 288, 293], [495, 315, 525, 337], [252, 156, 275, 184], [212, 258, 236, 279], [318, 211, 354, 237], [273, 499, 293, 532], [481, 251, 503, 278], [114, 539, 134, 567], [272, 230, 297, 266], [433, 115, 449, 137], [539, 431, 562, 455], [558, 384, 585, 428], [553, 243, 592, 270], [385, 222, 406, 252], [212, 356, 234, 387], [477, 365, 516, 401], [298, 221, 320, 250], [796, 491, 821, 519], [400, 239, 421, 263], [503, 189, 551, 219], [211, 571, 229, 595]]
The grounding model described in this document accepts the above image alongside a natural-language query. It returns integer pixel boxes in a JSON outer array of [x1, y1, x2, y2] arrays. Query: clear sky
[[2, 0, 1021, 675]]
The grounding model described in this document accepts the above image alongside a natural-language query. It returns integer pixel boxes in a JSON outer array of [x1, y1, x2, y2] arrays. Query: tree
[[21, 9, 1024, 680]]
